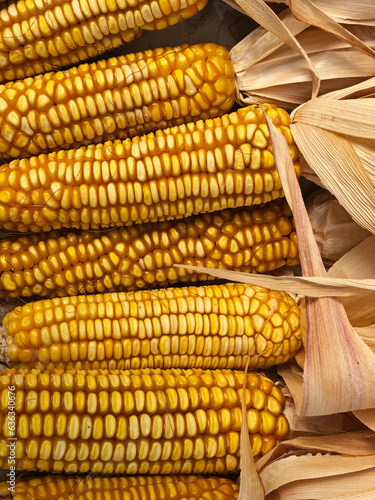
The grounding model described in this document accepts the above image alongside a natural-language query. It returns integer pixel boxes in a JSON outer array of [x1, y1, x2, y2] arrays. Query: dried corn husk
[[178, 108, 375, 417], [230, 9, 375, 108], [291, 81, 375, 235], [307, 189, 371, 265], [258, 0, 375, 26], [327, 236, 375, 327], [283, 396, 367, 438], [258, 440, 375, 499]]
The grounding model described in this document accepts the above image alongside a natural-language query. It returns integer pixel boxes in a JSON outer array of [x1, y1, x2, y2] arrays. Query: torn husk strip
[[231, 11, 375, 108], [354, 409, 375, 432], [178, 109, 375, 416], [175, 265, 375, 297], [307, 190, 371, 264]]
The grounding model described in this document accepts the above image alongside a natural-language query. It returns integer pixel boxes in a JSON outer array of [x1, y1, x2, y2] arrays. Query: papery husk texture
[[306, 189, 371, 264], [230, 8, 375, 108]]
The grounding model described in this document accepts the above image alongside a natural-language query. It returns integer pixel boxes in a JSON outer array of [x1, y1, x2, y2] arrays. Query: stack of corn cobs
[[0, 0, 303, 497]]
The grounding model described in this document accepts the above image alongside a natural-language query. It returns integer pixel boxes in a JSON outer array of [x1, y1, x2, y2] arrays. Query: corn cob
[[0, 104, 301, 232], [0, 43, 235, 159], [0, 201, 299, 301], [0, 368, 289, 474], [0, 475, 239, 500], [1, 282, 302, 370], [0, 0, 208, 83]]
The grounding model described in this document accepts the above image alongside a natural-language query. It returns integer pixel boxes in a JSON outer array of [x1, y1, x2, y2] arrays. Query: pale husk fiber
[[257, 0, 375, 26], [230, 9, 375, 108], [256, 429, 375, 499], [227, 0, 375, 108], [306, 189, 371, 264]]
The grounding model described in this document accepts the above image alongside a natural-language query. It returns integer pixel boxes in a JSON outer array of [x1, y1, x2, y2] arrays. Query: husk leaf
[[227, 1, 320, 102], [175, 265, 375, 297], [306, 190, 371, 264], [177, 109, 375, 416], [284, 0, 375, 56], [291, 121, 375, 235], [255, 429, 375, 498], [328, 236, 375, 326], [266, 477, 375, 500], [238, 357, 265, 499], [353, 409, 375, 431], [228, 0, 375, 107], [261, 0, 375, 26], [260, 455, 375, 497], [284, 397, 366, 437], [292, 80, 375, 235], [256, 430, 375, 471]]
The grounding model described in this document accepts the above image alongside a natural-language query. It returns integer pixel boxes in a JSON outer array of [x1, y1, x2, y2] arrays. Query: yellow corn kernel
[[0, 367, 289, 475], [0, 43, 234, 159], [0, 104, 300, 232]]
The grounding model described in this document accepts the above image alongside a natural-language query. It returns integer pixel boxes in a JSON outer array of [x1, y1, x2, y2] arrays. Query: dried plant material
[[262, 0, 375, 26], [263, 117, 375, 416], [260, 455, 375, 497], [228, 2, 320, 101], [175, 264, 375, 296], [238, 359, 265, 500], [256, 430, 375, 497], [178, 109, 375, 416], [292, 99, 375, 137], [256, 430, 375, 471], [328, 236, 375, 327], [266, 473, 375, 500], [261, 457, 375, 498], [291, 83, 375, 235], [355, 326, 375, 352], [229, 3, 375, 108], [284, 398, 366, 437], [307, 189, 371, 264], [281, 0, 375, 57], [354, 409, 375, 431]]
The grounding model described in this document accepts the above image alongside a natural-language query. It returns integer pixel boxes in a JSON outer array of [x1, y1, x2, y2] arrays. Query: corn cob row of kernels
[[0, 43, 235, 159], [0, 201, 299, 301], [0, 104, 301, 232], [0, 368, 289, 474], [0, 475, 239, 500], [1, 282, 302, 370], [0, 0, 208, 82]]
